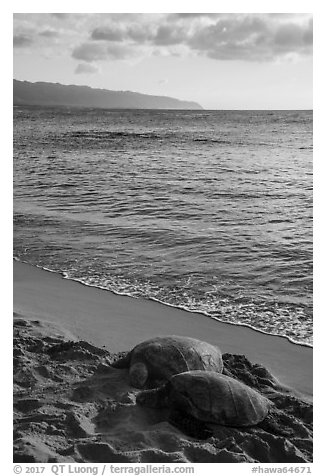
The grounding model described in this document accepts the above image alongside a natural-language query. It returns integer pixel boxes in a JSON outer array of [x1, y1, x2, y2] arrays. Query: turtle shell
[[168, 371, 271, 427], [130, 336, 223, 386]]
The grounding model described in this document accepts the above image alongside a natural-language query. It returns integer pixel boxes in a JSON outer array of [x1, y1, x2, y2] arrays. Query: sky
[[13, 12, 313, 110]]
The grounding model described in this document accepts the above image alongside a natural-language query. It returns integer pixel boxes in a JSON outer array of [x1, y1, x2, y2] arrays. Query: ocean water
[[13, 107, 313, 346]]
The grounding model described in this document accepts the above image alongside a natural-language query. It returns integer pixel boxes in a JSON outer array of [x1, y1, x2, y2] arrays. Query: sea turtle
[[111, 336, 223, 388], [136, 371, 274, 439]]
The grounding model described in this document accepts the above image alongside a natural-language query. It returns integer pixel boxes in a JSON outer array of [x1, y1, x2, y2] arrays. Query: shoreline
[[13, 257, 312, 349], [13, 260, 313, 398]]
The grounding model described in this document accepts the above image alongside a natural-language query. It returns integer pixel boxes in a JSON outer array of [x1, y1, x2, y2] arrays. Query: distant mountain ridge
[[13, 80, 203, 110]]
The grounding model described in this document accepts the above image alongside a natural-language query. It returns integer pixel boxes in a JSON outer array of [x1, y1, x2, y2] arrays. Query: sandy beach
[[13, 260, 313, 463], [14, 261, 312, 397]]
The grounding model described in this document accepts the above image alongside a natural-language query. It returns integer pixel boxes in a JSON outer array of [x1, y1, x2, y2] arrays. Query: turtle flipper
[[137, 382, 171, 408], [256, 410, 295, 438], [222, 367, 234, 378], [168, 408, 213, 440], [111, 352, 131, 369]]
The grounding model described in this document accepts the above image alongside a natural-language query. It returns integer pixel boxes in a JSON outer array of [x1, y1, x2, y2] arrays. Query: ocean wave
[[64, 130, 168, 141], [14, 108, 313, 350], [13, 256, 312, 348]]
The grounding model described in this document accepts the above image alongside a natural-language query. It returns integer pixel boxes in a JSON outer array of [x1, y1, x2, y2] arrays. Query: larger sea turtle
[[136, 371, 274, 438], [111, 336, 223, 388]]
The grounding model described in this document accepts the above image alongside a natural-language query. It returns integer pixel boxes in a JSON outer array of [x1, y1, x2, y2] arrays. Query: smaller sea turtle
[[111, 336, 223, 389], [136, 371, 274, 439]]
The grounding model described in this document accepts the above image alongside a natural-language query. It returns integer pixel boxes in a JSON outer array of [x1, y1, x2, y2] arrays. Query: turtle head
[[129, 362, 149, 388], [136, 383, 170, 409]]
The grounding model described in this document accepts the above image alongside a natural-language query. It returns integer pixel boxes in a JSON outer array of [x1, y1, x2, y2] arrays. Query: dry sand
[[13, 261, 313, 463]]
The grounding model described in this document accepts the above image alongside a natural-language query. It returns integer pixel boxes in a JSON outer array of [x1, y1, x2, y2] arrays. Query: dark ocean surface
[[13, 107, 313, 345]]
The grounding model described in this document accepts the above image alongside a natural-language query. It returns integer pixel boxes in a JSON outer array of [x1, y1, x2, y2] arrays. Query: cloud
[[127, 24, 155, 42], [14, 13, 313, 64], [188, 15, 312, 61], [39, 29, 59, 38], [72, 43, 108, 62], [50, 13, 69, 20], [87, 14, 312, 62], [106, 43, 135, 60], [169, 13, 221, 20], [274, 21, 313, 49], [13, 34, 33, 47], [75, 63, 99, 74], [154, 24, 188, 46], [72, 41, 135, 62], [91, 26, 125, 42], [90, 22, 156, 43], [89, 19, 186, 47]]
